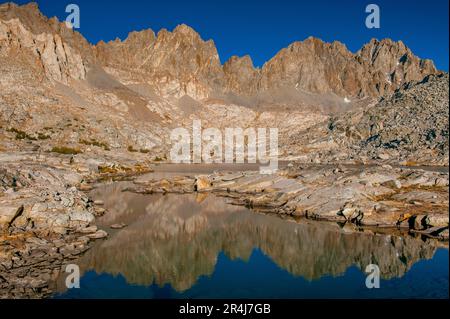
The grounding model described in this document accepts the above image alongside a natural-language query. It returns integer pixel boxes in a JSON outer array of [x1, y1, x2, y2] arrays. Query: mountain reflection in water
[[55, 182, 448, 298]]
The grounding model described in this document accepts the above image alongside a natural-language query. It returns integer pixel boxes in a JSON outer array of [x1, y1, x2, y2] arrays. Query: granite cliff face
[[95, 24, 225, 99], [0, 2, 91, 84], [257, 37, 437, 98]]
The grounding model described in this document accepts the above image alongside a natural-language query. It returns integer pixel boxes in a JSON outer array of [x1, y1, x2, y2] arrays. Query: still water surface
[[54, 182, 448, 299]]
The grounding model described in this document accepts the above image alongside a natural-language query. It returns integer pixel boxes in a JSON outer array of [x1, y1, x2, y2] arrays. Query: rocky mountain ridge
[[95, 25, 438, 101], [0, 2, 438, 101], [0, 2, 447, 165]]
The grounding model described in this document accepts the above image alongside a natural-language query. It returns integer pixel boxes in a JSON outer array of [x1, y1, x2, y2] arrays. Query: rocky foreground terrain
[[0, 2, 448, 298], [129, 164, 449, 238]]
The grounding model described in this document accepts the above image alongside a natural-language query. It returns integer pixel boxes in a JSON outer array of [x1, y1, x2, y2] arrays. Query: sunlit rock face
[[95, 28, 437, 100], [95, 24, 225, 100], [0, 2, 92, 84], [257, 38, 437, 98], [62, 185, 439, 293], [0, 17, 86, 84], [0, 2, 443, 162], [2, 3, 433, 100]]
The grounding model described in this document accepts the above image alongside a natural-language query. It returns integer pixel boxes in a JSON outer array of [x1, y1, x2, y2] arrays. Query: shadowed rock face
[[64, 184, 441, 292]]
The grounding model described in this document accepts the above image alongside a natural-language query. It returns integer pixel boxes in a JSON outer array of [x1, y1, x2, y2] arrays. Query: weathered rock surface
[[0, 3, 87, 84], [1, 2, 439, 101], [287, 73, 449, 165], [0, 152, 142, 298]]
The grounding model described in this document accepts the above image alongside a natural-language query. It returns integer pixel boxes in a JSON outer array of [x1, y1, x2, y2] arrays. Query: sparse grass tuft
[[51, 146, 82, 155], [98, 166, 119, 174], [98, 165, 133, 174], [154, 156, 165, 162], [38, 133, 51, 140], [7, 128, 37, 141], [79, 139, 110, 151]]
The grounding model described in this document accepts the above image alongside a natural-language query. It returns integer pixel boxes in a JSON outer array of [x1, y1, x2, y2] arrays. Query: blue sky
[[7, 0, 449, 70]]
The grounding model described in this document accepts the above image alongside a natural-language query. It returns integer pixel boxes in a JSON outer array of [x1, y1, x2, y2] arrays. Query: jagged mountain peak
[[0, 1, 39, 13], [0, 2, 90, 84], [97, 29, 156, 48], [173, 23, 200, 37], [224, 55, 255, 68], [0, 1, 439, 101], [126, 29, 156, 42], [0, 1, 66, 35]]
